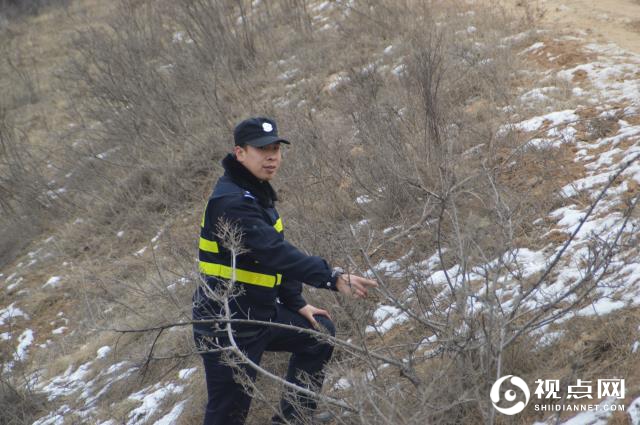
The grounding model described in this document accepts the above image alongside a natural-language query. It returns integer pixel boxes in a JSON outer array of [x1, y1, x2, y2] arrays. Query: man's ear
[[234, 145, 246, 162]]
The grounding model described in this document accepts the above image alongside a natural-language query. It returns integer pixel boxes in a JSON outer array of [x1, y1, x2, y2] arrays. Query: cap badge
[[262, 122, 273, 132]]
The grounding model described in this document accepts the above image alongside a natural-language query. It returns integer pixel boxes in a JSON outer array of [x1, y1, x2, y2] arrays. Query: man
[[192, 117, 378, 425]]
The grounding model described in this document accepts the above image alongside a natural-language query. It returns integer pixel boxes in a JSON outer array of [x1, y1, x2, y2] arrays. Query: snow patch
[[178, 367, 197, 380], [629, 395, 640, 424], [356, 195, 372, 204], [151, 229, 163, 243], [0, 303, 29, 325], [277, 68, 299, 81], [312, 1, 330, 12], [43, 276, 62, 288], [521, 41, 544, 54], [172, 31, 193, 44], [520, 86, 557, 103], [560, 397, 617, 424], [560, 171, 615, 198], [154, 400, 188, 425], [576, 298, 627, 317], [366, 305, 410, 334], [516, 110, 579, 133], [6, 278, 23, 291], [32, 405, 71, 425], [127, 383, 184, 425], [40, 361, 93, 401], [392, 63, 406, 76], [97, 346, 112, 359], [332, 377, 351, 390], [15, 329, 34, 361]]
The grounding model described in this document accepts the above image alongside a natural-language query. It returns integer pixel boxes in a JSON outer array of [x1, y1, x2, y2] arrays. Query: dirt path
[[526, 0, 640, 54]]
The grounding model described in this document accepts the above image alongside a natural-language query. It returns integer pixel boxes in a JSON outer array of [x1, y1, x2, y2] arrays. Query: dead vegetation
[[1, 0, 640, 424], [0, 375, 46, 425]]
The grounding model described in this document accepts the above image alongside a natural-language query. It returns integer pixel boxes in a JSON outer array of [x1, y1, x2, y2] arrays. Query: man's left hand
[[298, 304, 331, 329]]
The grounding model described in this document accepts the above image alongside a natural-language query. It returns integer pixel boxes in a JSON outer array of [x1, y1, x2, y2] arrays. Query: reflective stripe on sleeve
[[273, 218, 283, 233], [199, 237, 219, 254]]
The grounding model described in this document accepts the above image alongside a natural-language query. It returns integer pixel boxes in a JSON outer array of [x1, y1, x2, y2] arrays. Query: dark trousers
[[195, 304, 336, 425]]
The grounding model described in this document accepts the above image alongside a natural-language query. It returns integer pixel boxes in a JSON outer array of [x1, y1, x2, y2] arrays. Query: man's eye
[[260, 145, 280, 152]]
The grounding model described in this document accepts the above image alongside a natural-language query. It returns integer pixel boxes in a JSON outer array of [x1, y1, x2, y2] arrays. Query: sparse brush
[[7, 0, 640, 424], [0, 373, 47, 425]]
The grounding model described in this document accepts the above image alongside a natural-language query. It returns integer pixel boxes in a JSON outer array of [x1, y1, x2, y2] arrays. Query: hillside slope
[[2, 1, 640, 424]]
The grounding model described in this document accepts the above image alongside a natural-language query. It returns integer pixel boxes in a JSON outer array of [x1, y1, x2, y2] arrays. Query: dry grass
[[2, 0, 639, 424], [626, 19, 640, 33], [524, 311, 640, 423]]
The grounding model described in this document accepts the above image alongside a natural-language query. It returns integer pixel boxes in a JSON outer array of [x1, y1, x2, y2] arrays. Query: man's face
[[234, 143, 282, 181]]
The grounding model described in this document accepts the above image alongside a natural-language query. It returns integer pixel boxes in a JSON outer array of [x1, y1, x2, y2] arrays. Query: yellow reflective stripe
[[199, 261, 281, 288], [199, 237, 219, 254], [274, 218, 283, 233], [201, 211, 205, 227]]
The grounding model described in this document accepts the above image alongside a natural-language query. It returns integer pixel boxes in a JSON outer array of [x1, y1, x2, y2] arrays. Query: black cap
[[234, 117, 290, 147]]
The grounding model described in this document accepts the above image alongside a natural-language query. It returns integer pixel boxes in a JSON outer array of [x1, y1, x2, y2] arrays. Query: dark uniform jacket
[[193, 154, 337, 336]]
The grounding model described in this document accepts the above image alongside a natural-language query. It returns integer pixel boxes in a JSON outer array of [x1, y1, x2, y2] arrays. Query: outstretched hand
[[335, 274, 378, 299]]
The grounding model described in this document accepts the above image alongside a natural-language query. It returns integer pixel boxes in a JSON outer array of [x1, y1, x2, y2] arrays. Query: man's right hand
[[335, 274, 378, 298]]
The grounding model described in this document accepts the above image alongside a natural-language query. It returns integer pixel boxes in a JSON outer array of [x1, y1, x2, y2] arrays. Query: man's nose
[[266, 150, 278, 160]]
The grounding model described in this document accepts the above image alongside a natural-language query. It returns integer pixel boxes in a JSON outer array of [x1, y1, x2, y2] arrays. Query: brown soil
[[507, 0, 640, 55], [526, 38, 594, 69]]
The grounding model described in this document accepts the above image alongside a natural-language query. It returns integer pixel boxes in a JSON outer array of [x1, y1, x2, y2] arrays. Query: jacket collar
[[221, 153, 278, 208]]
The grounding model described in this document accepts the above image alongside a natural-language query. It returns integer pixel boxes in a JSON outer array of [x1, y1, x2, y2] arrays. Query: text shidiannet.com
[[534, 403, 625, 412]]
